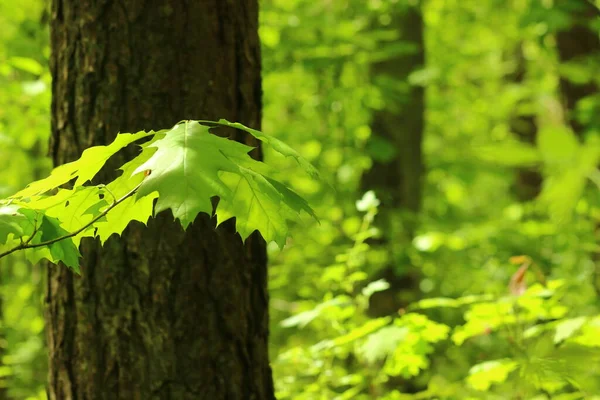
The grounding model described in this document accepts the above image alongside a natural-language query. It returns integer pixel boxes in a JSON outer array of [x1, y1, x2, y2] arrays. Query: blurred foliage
[[260, 0, 600, 398], [2, 0, 600, 398], [0, 0, 50, 398]]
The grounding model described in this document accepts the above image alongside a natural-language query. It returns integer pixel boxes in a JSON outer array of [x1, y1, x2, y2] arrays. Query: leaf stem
[[0, 182, 143, 261]]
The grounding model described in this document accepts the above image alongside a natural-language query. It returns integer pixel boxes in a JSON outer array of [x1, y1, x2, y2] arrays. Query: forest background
[[1, 0, 600, 399]]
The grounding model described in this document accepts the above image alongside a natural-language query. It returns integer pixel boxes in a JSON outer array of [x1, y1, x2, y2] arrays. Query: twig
[[0, 181, 144, 260]]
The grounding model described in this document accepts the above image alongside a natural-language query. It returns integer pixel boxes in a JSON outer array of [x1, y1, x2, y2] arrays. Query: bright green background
[[1, 0, 600, 398]]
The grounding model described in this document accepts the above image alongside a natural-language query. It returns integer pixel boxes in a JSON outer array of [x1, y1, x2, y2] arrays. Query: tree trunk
[[362, 5, 425, 317], [555, 1, 600, 136], [555, 1, 600, 296], [45, 1, 273, 399], [509, 45, 542, 201]]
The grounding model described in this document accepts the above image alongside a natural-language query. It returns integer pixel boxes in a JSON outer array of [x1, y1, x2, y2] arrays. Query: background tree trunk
[[45, 1, 273, 399], [555, 1, 600, 295], [362, 4, 425, 317]]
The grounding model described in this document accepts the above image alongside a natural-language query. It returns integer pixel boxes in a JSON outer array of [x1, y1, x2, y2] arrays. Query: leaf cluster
[[0, 120, 318, 272]]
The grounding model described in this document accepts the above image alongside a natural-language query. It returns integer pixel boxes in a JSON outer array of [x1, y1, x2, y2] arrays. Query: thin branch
[[21, 215, 41, 247], [0, 181, 144, 260], [98, 184, 117, 203]]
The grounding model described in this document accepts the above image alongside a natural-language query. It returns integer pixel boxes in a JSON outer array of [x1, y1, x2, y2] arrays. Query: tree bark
[[362, 5, 425, 317], [45, 1, 273, 399]]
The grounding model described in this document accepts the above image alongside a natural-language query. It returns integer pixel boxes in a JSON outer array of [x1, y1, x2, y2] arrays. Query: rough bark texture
[[362, 6, 425, 317], [46, 1, 273, 399]]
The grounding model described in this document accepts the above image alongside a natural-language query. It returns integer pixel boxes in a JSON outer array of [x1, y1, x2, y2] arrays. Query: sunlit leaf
[[134, 121, 316, 246], [554, 317, 586, 344], [467, 359, 518, 391]]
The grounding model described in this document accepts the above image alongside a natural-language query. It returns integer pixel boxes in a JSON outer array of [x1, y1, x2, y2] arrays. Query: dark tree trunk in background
[[0, 272, 7, 400], [511, 1, 599, 201], [556, 1, 600, 136], [509, 46, 542, 202], [46, 1, 273, 399], [555, 2, 600, 294], [362, 5, 425, 317]]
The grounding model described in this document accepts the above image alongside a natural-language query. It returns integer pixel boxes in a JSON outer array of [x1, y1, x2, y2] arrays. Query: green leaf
[[265, 177, 317, 220], [333, 318, 390, 347], [366, 314, 449, 378], [0, 204, 33, 244], [280, 297, 349, 328], [467, 359, 518, 391], [554, 317, 587, 344], [94, 195, 156, 244], [360, 325, 408, 363], [94, 152, 158, 244], [133, 121, 253, 228], [540, 136, 600, 221], [475, 141, 541, 167], [2, 119, 316, 268], [537, 125, 579, 166], [38, 216, 80, 269], [280, 308, 321, 329], [413, 297, 460, 309], [520, 340, 600, 393], [202, 119, 321, 179], [361, 279, 390, 298], [11, 130, 154, 199], [411, 294, 495, 311], [217, 169, 312, 246], [8, 56, 43, 75], [24, 187, 108, 246], [134, 121, 316, 246], [20, 210, 80, 272], [572, 317, 600, 347]]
